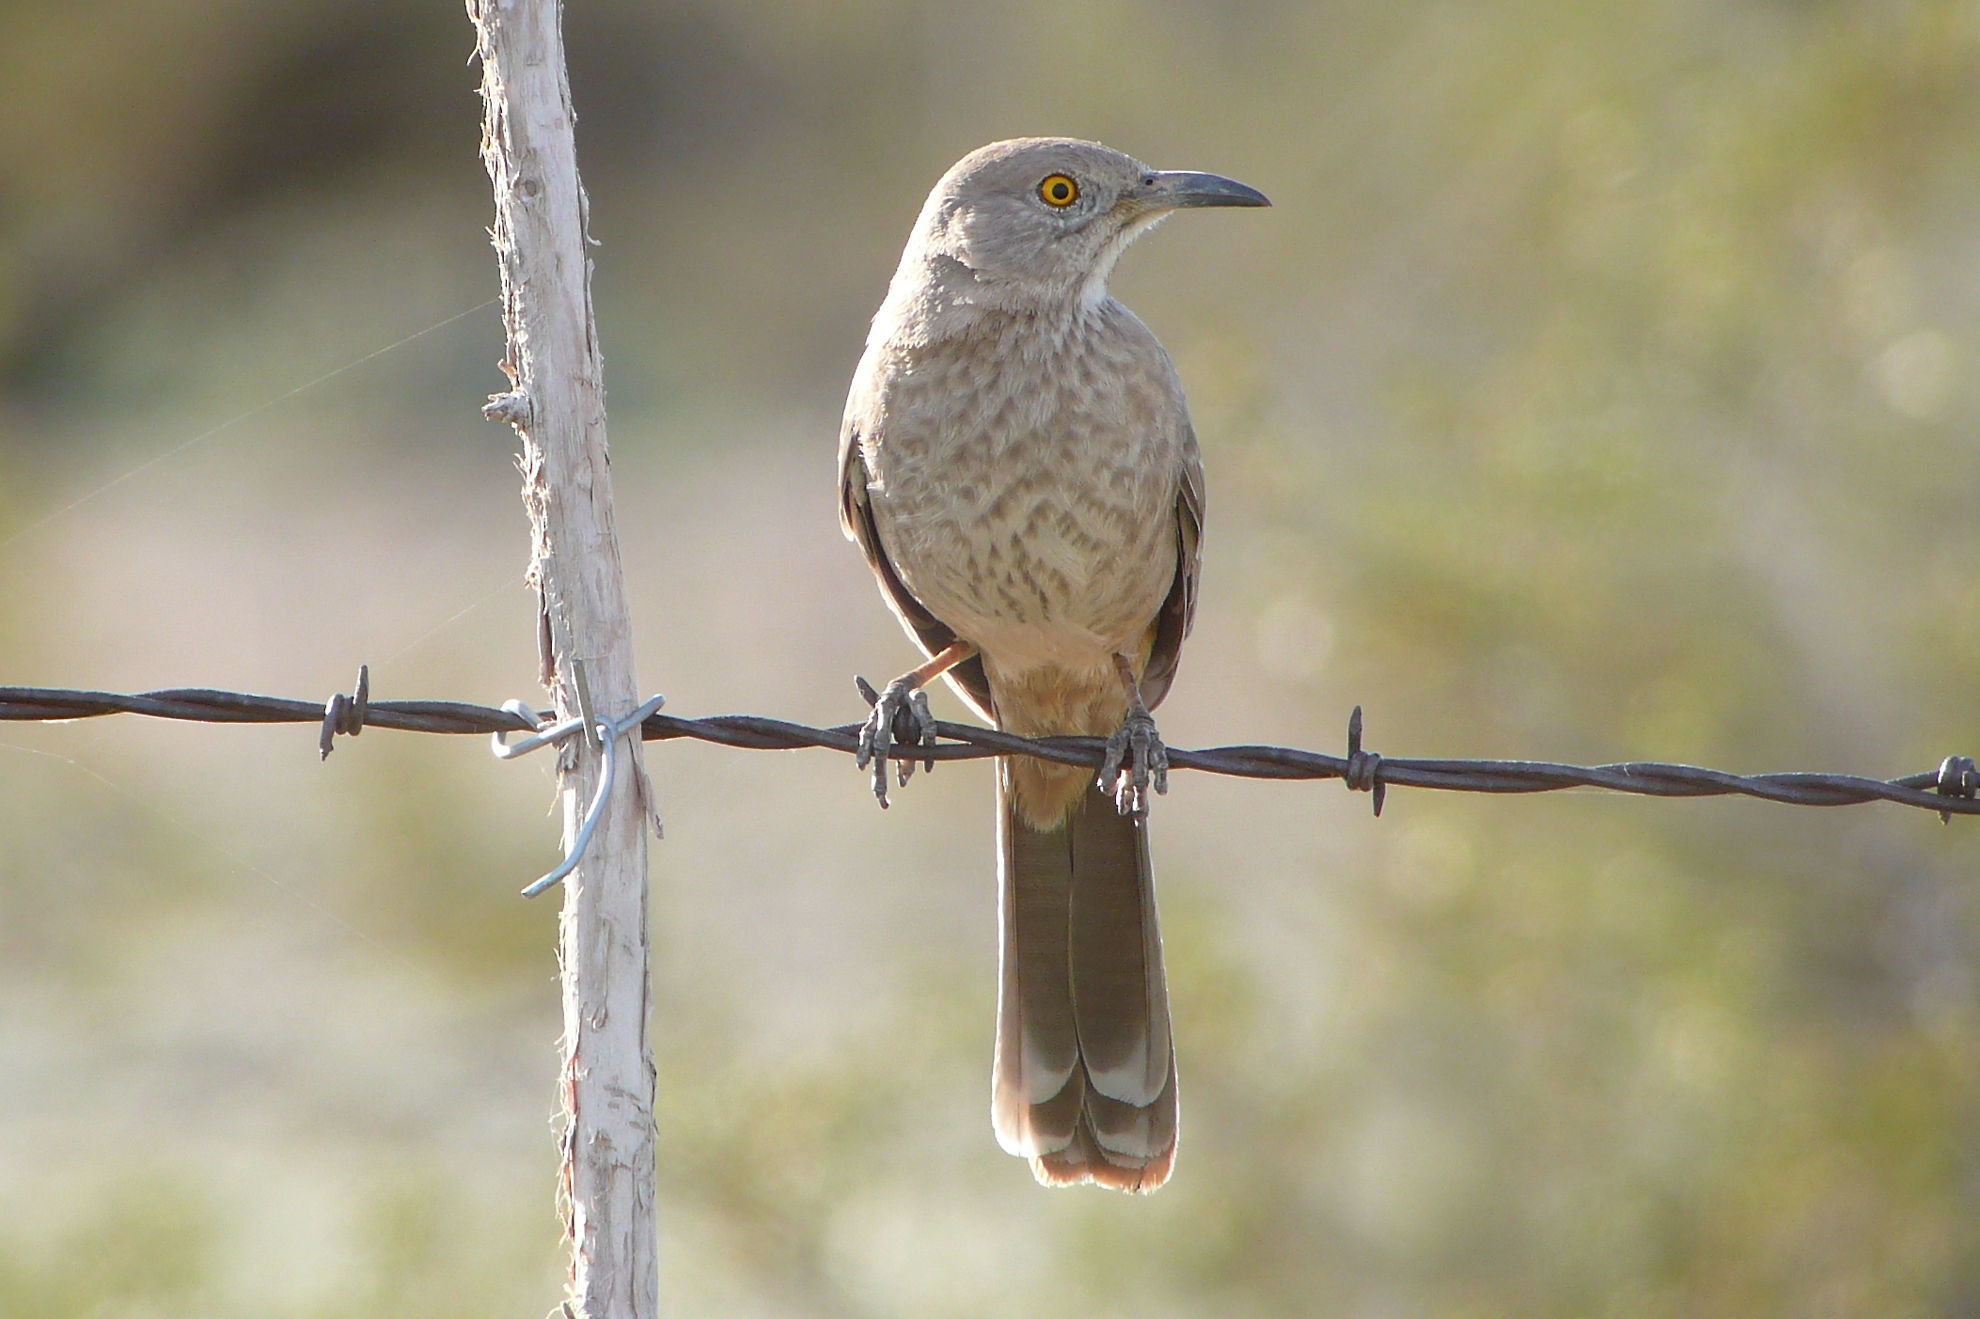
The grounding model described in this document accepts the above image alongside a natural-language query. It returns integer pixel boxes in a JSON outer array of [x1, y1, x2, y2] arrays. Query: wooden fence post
[[468, 2, 659, 1316]]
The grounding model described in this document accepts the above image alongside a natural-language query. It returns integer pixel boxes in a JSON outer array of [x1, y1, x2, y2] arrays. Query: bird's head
[[901, 137, 1269, 313]]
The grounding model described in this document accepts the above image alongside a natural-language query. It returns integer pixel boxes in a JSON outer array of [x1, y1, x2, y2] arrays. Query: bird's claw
[[855, 674, 937, 808], [1100, 707, 1168, 818]]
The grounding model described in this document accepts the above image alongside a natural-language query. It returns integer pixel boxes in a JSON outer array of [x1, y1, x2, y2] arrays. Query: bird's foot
[[1099, 705, 1169, 819], [855, 674, 937, 808]]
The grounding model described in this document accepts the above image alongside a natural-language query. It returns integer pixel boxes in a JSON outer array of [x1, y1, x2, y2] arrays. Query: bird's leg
[[855, 640, 977, 808], [1099, 653, 1169, 818]]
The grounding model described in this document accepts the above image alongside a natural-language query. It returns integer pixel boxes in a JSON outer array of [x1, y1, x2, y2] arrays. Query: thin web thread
[[0, 299, 500, 553], [0, 738, 429, 974]]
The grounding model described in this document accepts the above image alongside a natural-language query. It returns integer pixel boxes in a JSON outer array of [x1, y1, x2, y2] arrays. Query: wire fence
[[3, 667, 1975, 821]]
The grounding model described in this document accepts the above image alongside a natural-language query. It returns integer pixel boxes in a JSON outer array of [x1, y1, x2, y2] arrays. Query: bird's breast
[[861, 304, 1189, 672]]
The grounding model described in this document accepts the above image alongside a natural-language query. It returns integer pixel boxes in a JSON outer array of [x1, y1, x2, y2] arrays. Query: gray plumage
[[839, 137, 1265, 1191]]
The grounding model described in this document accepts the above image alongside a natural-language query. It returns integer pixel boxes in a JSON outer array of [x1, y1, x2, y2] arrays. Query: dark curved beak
[[1136, 170, 1271, 210]]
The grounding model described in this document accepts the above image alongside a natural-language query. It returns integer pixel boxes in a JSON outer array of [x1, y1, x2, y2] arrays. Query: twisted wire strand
[[1, 678, 1972, 818]]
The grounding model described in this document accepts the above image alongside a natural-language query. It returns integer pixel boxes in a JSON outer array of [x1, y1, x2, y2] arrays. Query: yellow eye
[[1037, 173, 1079, 208]]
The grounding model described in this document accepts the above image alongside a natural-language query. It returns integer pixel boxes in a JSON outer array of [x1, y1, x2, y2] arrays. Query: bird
[[838, 138, 1267, 1191]]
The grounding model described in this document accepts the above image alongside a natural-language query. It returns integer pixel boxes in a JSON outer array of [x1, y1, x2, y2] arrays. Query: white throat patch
[[1079, 210, 1173, 310]]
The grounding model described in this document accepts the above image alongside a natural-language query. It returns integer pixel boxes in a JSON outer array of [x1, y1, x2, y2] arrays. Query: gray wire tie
[[491, 684, 666, 897]]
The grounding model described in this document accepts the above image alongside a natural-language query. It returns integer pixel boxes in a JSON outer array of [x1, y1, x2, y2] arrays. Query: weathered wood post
[[468, 2, 658, 1315]]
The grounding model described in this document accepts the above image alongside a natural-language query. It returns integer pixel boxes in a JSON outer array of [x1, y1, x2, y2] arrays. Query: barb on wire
[[0, 677, 1974, 820], [319, 664, 370, 759]]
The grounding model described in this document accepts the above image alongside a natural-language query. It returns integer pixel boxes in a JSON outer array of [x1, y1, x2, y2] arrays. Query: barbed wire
[[2, 668, 1975, 820]]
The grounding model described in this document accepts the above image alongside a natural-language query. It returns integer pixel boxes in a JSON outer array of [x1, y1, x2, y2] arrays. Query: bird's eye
[[1037, 174, 1080, 208]]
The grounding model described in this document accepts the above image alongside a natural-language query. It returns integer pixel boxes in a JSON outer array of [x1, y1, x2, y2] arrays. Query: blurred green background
[[1, 0, 1977, 1314]]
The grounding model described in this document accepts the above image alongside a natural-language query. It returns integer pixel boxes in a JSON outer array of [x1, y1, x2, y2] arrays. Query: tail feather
[[997, 806, 1080, 1105], [1032, 1078, 1178, 1191], [1069, 796, 1171, 1103], [992, 765, 1178, 1192]]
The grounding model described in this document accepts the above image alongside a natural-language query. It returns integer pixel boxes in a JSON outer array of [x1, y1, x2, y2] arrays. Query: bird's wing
[[839, 419, 997, 718], [1139, 424, 1203, 712]]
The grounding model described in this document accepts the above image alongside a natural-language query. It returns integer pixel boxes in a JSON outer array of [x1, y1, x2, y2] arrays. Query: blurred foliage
[[2, 0, 1978, 1315]]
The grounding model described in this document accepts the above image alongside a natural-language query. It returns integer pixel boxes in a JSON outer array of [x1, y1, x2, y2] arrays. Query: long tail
[[991, 764, 1178, 1192]]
